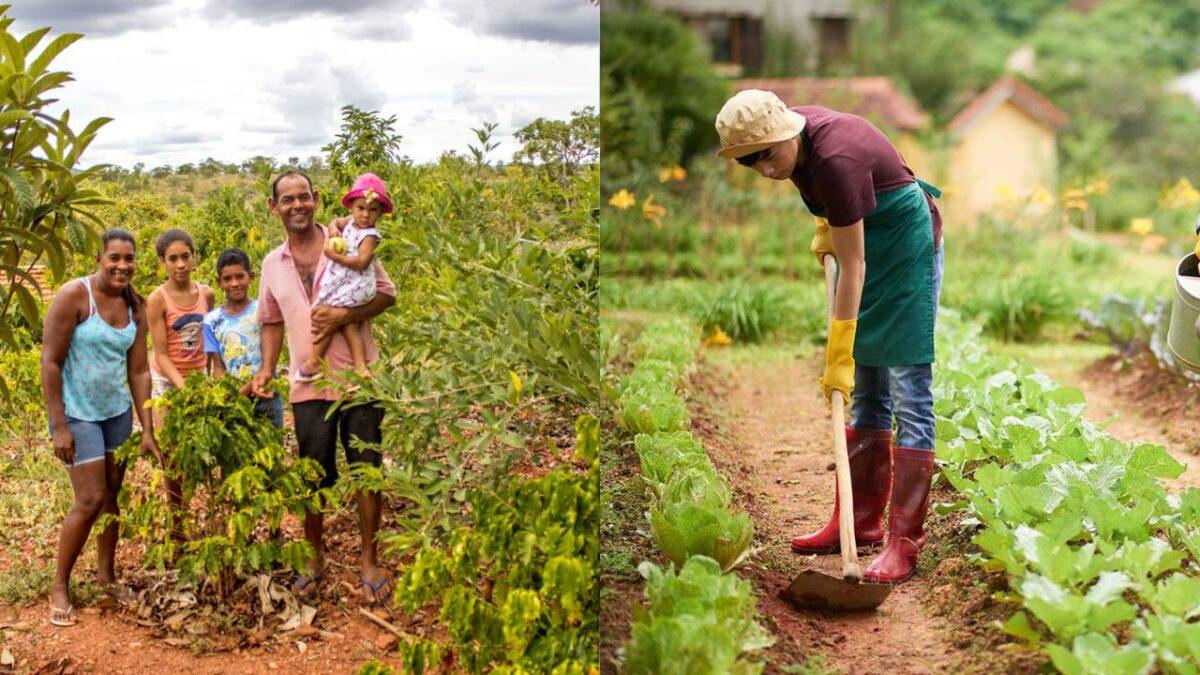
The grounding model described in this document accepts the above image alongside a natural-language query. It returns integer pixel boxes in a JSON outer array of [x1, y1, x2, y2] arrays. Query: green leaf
[[0, 166, 34, 211], [1071, 633, 1154, 675], [1151, 573, 1200, 620], [999, 610, 1042, 647], [27, 33, 81, 78], [1126, 443, 1185, 480]]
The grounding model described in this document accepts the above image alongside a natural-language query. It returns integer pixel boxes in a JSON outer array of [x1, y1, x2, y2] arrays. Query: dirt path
[[697, 355, 962, 675]]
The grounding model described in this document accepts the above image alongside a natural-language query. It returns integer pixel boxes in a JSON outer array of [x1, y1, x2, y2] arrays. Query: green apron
[[815, 180, 939, 367]]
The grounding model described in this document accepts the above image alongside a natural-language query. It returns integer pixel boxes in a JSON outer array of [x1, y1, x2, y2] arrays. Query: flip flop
[[292, 561, 329, 599], [361, 574, 391, 607], [49, 603, 77, 627]]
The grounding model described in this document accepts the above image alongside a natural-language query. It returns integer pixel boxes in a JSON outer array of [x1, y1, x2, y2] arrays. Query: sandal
[[292, 560, 329, 599], [361, 575, 391, 607], [49, 603, 77, 627]]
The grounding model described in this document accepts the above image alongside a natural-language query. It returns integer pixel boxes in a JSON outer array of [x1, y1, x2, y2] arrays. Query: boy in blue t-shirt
[[203, 248, 283, 428]]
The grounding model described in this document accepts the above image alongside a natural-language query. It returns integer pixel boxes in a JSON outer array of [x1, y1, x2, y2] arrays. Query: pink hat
[[341, 173, 394, 214]]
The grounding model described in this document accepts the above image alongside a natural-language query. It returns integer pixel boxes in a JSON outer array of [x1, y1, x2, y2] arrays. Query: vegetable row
[[616, 318, 771, 674]]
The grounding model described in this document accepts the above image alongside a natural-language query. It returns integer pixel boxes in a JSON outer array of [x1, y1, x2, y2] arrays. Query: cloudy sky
[[9, 0, 598, 167]]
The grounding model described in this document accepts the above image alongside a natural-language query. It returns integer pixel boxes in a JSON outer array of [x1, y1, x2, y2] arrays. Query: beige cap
[[714, 89, 806, 159]]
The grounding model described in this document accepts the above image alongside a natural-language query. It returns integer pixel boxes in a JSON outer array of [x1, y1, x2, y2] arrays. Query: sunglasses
[[735, 147, 772, 167]]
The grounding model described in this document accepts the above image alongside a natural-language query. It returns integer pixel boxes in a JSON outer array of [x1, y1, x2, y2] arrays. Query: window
[[816, 16, 851, 73], [703, 17, 733, 63]]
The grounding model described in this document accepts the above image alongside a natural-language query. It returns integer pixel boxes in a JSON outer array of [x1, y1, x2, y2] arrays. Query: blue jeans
[[850, 240, 944, 450], [254, 394, 285, 429]]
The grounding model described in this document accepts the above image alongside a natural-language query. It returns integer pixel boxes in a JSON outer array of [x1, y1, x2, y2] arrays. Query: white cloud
[[7, 2, 598, 167]]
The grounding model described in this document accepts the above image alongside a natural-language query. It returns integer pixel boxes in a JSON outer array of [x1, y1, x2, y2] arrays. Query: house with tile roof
[[943, 75, 1069, 221]]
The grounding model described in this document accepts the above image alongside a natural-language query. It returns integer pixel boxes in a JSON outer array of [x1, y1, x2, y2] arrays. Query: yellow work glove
[[819, 318, 857, 407], [810, 218, 834, 266]]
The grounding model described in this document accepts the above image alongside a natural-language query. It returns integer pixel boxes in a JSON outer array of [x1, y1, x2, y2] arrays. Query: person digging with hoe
[[715, 89, 945, 583]]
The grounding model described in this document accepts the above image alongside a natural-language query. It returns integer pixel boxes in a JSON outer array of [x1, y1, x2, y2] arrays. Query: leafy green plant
[[624, 556, 772, 675], [649, 501, 754, 573], [0, 8, 113, 351], [116, 373, 320, 598], [634, 431, 707, 489], [659, 465, 731, 511], [696, 279, 787, 344], [0, 345, 43, 443], [972, 272, 1072, 342], [600, 5, 728, 185], [634, 317, 696, 368], [391, 415, 599, 674], [619, 384, 690, 434], [934, 311, 1200, 669]]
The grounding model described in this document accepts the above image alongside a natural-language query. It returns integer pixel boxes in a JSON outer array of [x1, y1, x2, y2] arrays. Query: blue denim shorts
[[48, 407, 133, 466]]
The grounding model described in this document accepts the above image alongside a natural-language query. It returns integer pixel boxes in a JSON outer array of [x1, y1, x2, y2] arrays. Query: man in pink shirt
[[249, 171, 395, 605]]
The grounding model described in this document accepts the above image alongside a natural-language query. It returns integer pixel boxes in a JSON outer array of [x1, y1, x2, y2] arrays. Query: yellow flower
[[641, 192, 666, 227], [1030, 186, 1054, 207], [509, 370, 522, 394], [481, 188, 494, 198], [1086, 178, 1109, 196], [1141, 234, 1167, 253], [702, 325, 732, 347], [608, 189, 636, 210], [1161, 178, 1200, 209], [364, 188, 378, 203], [1130, 217, 1154, 236], [657, 166, 687, 183]]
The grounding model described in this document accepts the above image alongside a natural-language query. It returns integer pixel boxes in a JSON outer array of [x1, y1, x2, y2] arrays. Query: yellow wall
[[944, 100, 1058, 224]]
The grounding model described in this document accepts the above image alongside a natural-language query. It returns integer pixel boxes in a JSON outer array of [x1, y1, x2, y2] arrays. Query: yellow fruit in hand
[[327, 236, 346, 254]]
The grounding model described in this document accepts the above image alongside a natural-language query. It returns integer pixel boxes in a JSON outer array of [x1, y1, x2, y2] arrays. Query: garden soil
[[0, 509, 424, 674], [1072, 353, 1200, 491]]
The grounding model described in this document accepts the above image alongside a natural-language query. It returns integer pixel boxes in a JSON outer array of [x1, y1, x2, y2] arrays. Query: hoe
[[779, 254, 893, 612]]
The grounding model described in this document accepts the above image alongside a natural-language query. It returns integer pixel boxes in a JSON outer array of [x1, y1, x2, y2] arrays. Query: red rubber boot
[[863, 446, 936, 582], [790, 427, 891, 554]]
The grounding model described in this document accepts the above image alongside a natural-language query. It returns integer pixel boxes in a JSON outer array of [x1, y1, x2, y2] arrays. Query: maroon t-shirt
[[788, 106, 941, 244]]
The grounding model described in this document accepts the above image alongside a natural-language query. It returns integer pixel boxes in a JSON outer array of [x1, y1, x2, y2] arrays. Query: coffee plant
[[116, 374, 323, 598]]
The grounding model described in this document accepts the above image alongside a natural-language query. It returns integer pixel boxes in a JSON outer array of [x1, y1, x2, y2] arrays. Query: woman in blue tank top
[[40, 229, 159, 628]]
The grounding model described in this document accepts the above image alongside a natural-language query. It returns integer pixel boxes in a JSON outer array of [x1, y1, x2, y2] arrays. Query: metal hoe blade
[[779, 569, 893, 612]]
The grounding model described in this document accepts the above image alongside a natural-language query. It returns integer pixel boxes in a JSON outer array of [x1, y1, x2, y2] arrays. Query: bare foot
[[354, 365, 372, 379]]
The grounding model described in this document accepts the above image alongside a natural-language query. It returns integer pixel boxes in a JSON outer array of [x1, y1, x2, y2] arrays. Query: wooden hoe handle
[[823, 254, 862, 581]]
